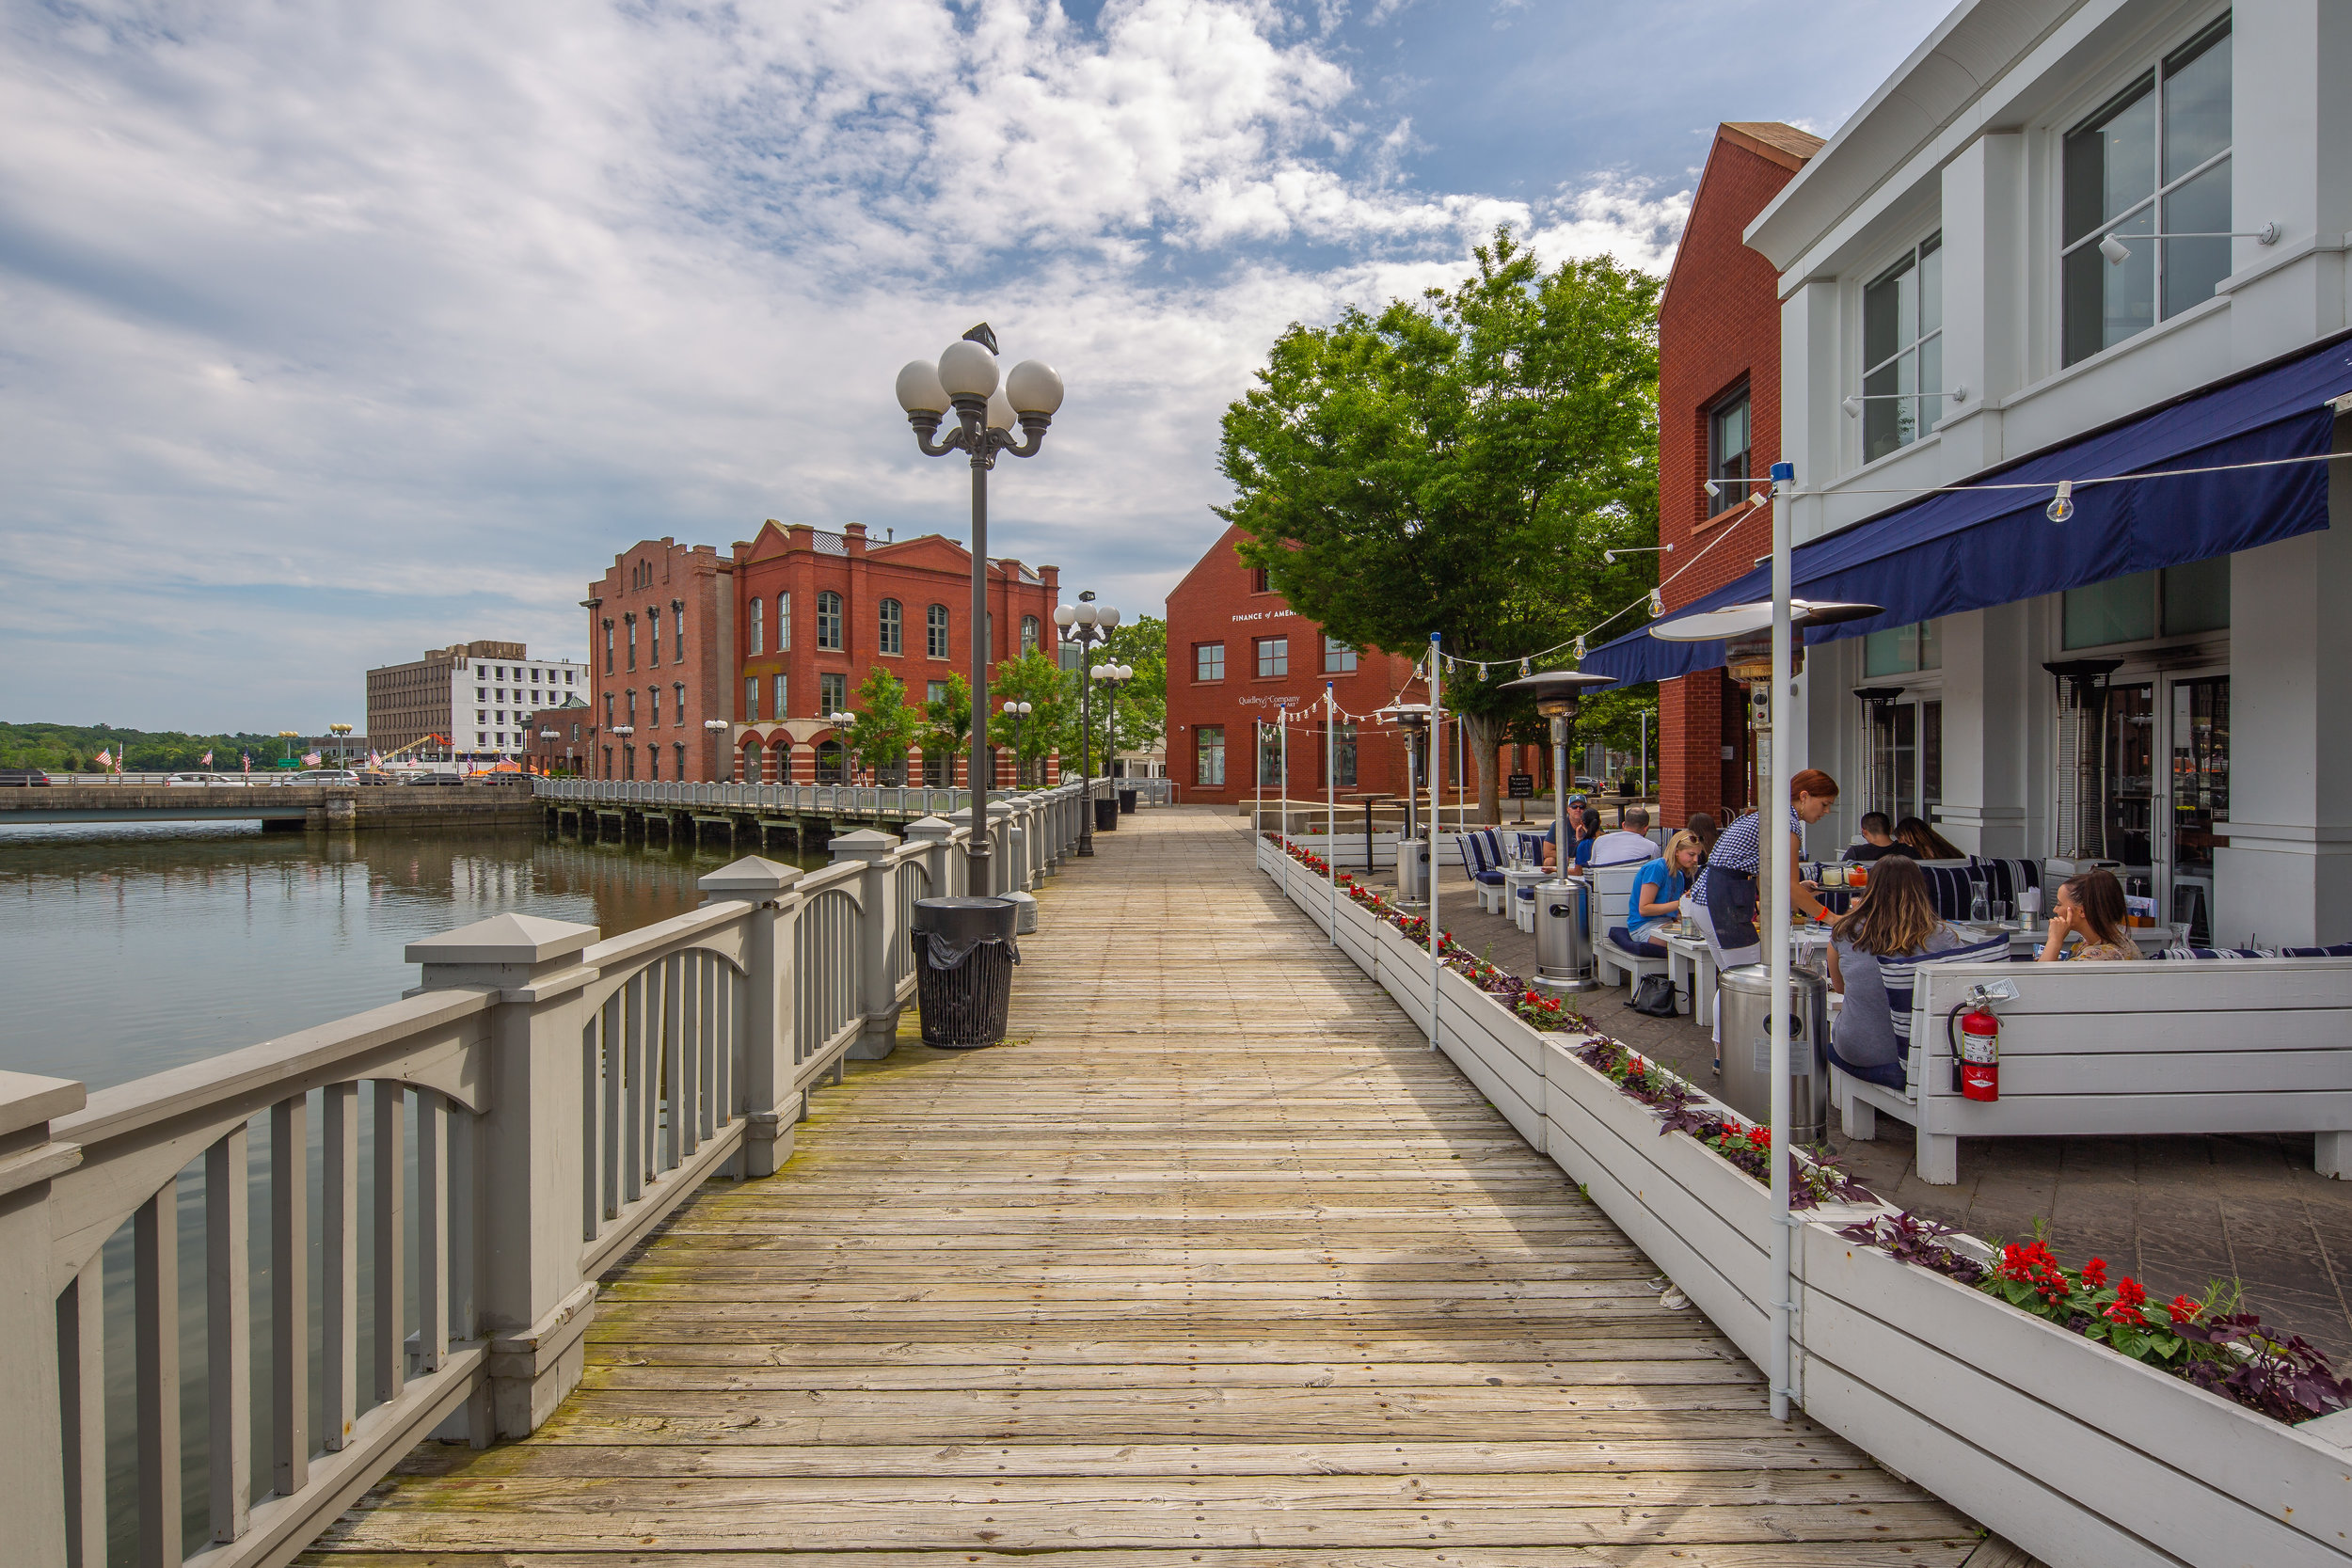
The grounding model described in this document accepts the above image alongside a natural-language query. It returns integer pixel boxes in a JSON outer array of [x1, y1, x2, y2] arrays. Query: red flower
[[2080, 1258, 2108, 1289], [2106, 1298, 2148, 1326], [2115, 1275, 2147, 1308], [2168, 1293, 2202, 1324]]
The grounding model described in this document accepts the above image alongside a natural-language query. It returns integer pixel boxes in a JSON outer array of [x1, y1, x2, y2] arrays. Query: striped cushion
[[1970, 857, 2041, 909], [1877, 934, 2011, 1047], [1914, 863, 1980, 922]]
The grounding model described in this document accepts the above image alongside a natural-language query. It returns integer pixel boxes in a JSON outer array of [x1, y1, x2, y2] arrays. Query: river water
[[0, 817, 833, 1562], [0, 818, 827, 1091]]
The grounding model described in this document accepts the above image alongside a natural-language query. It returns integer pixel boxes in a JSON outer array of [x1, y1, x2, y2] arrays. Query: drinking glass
[[1992, 900, 2010, 927], [2168, 921, 2192, 954]]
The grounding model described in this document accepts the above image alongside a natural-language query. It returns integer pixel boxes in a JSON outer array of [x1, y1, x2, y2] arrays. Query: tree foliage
[[0, 721, 307, 772], [919, 673, 973, 761], [847, 667, 922, 779], [1216, 226, 1661, 817]]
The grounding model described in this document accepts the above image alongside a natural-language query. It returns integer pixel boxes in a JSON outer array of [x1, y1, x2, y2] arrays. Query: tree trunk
[[1464, 711, 1503, 824]]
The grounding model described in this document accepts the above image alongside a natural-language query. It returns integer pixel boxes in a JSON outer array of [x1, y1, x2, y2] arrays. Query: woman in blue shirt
[[1608, 832, 1703, 958]]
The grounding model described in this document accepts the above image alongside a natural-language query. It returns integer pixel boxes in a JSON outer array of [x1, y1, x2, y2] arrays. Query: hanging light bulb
[[1603, 549, 1616, 565], [2046, 479, 2075, 524], [1518, 657, 1531, 677], [1572, 636, 1586, 661], [1647, 588, 1665, 619]]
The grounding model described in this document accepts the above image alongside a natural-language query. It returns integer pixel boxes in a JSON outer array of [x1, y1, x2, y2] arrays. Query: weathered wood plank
[[303, 809, 1976, 1563]]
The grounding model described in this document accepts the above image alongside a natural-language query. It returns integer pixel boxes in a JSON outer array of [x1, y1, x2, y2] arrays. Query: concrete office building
[[366, 641, 588, 762]]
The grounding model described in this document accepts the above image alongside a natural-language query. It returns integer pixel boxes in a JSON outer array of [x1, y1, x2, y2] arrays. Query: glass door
[[1867, 703, 1916, 823], [2103, 682, 2156, 878], [2168, 675, 2229, 943]]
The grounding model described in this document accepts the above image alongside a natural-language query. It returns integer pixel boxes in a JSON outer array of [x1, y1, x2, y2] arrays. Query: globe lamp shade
[[1116, 665, 1134, 681], [936, 340, 999, 400], [1054, 604, 1079, 627], [895, 359, 948, 415], [985, 390, 1016, 431], [1097, 606, 1121, 629], [1005, 359, 1065, 416]]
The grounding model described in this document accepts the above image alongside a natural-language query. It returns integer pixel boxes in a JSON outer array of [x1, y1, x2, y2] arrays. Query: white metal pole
[[1255, 719, 1264, 857], [1428, 637, 1442, 1053], [1280, 710, 1289, 847], [1765, 457, 1795, 1423], [1327, 683, 1338, 944]]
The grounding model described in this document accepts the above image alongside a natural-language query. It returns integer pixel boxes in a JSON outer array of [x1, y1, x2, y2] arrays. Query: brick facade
[[1165, 525, 1422, 805], [729, 521, 1059, 786], [585, 540, 736, 783], [1654, 122, 1820, 828]]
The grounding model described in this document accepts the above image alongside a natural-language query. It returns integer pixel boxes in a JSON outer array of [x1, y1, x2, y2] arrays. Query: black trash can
[[911, 896, 1020, 1048], [1118, 788, 1137, 815], [1093, 797, 1120, 831]]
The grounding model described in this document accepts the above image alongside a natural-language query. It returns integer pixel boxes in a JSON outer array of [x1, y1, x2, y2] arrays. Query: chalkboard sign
[[1507, 773, 1535, 800]]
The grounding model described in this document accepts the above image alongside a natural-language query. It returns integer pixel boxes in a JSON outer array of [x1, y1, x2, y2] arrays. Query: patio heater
[[1379, 704, 1433, 911], [1851, 687, 1904, 826], [2043, 658, 2124, 875], [1497, 668, 1616, 996]]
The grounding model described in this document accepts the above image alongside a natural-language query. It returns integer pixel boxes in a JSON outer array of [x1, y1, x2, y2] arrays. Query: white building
[[365, 640, 590, 762], [1593, 0, 2350, 946]]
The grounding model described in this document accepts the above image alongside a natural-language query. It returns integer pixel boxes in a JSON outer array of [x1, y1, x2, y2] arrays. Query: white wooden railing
[[0, 785, 1087, 1568]]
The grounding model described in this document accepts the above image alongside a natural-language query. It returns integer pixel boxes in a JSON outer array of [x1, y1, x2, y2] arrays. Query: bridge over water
[[2, 795, 1980, 1567]]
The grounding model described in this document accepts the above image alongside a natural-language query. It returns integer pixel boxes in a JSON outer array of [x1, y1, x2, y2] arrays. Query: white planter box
[[1265, 843, 2352, 1566], [1801, 1229, 2352, 1568]]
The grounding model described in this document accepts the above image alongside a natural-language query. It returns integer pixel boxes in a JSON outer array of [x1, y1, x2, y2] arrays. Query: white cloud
[[0, 0, 1692, 730]]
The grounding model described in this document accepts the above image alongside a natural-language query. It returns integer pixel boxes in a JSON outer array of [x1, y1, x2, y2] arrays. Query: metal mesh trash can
[[1715, 964, 1830, 1145], [1118, 787, 1137, 814], [911, 896, 1020, 1048], [1094, 797, 1120, 831]]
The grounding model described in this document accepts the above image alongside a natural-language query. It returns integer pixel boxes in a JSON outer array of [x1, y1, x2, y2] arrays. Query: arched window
[[748, 595, 763, 655], [817, 590, 843, 650], [741, 737, 763, 784], [879, 598, 903, 656], [1021, 615, 1040, 654], [927, 603, 950, 658], [777, 592, 790, 651]]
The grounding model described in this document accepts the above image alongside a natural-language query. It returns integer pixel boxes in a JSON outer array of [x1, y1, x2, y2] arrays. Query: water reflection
[[0, 818, 827, 1090]]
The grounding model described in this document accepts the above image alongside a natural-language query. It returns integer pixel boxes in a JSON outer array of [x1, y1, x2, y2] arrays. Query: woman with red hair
[[1691, 768, 1840, 972]]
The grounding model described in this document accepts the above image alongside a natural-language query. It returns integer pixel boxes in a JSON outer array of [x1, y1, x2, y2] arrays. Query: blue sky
[[0, 0, 1950, 732]]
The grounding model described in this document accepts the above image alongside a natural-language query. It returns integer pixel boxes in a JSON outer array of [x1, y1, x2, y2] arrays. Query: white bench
[[1587, 861, 1669, 991], [1831, 957, 2352, 1184]]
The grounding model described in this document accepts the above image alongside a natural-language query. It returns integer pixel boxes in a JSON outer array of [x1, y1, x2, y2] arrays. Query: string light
[[1647, 588, 1665, 619]]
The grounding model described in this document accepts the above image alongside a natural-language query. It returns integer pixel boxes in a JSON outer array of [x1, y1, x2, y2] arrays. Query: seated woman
[[2036, 867, 2141, 961], [1824, 856, 1967, 1090], [1606, 831, 1702, 958], [1892, 815, 1966, 861]]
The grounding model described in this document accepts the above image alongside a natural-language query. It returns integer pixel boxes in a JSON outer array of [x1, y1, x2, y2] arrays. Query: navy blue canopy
[[1583, 332, 2352, 684]]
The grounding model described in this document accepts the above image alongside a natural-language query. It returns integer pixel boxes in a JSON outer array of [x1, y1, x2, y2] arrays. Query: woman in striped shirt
[[1692, 768, 1841, 970]]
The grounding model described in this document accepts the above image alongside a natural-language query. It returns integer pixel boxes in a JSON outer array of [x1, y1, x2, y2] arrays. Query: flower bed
[[1837, 1212, 2352, 1424]]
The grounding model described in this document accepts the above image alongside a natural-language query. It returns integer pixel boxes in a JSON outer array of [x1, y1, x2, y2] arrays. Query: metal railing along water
[[0, 782, 1087, 1568]]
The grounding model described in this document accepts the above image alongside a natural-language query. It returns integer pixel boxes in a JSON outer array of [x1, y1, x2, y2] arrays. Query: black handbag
[[1631, 973, 1679, 1018]]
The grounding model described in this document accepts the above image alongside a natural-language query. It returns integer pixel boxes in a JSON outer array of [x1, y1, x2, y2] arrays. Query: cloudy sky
[[1, 0, 1950, 733]]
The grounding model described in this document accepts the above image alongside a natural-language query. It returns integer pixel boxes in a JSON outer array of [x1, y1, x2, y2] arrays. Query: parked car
[[166, 772, 248, 787], [0, 767, 54, 786], [351, 771, 397, 785], [402, 771, 464, 785], [274, 768, 363, 786]]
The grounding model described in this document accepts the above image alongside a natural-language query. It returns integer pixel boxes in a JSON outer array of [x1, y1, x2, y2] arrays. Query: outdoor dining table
[[1502, 864, 1550, 933], [1342, 794, 1396, 874]]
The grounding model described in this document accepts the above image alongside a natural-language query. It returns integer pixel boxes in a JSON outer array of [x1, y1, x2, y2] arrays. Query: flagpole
[[1427, 636, 1441, 1053], [1766, 457, 1796, 1423], [1326, 682, 1337, 945]]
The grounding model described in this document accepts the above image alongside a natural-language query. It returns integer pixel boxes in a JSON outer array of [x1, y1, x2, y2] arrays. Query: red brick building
[[521, 697, 592, 775], [1166, 524, 1422, 806], [1654, 121, 1822, 827], [729, 521, 1060, 786], [584, 539, 737, 782]]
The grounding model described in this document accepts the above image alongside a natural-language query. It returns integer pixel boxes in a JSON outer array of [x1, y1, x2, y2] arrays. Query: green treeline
[[0, 721, 299, 773]]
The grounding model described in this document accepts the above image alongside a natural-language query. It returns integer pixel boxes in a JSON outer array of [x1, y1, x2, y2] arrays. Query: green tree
[[1099, 615, 1168, 764], [1217, 225, 1661, 821], [986, 651, 1074, 785], [846, 667, 921, 784], [920, 673, 973, 781]]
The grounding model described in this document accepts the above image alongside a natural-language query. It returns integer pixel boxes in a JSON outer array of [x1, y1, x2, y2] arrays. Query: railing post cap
[[985, 801, 1018, 820], [0, 1068, 86, 1141], [828, 827, 901, 863], [697, 855, 804, 897], [901, 816, 955, 841], [405, 911, 599, 968]]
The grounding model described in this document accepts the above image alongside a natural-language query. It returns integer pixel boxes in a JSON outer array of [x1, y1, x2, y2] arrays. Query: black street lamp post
[[1053, 594, 1119, 856], [895, 325, 1065, 895]]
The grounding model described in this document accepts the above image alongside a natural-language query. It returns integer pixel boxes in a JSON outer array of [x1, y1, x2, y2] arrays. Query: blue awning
[[1582, 332, 2352, 685]]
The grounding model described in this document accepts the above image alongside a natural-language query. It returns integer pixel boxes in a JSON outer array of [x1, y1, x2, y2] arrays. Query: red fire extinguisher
[[1948, 1002, 2000, 1101]]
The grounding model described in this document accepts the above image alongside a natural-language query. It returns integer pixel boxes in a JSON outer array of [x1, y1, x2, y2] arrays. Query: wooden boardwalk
[[311, 806, 1980, 1565]]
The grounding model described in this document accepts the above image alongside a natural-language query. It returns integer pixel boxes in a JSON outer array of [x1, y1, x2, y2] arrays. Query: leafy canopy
[[1216, 225, 1661, 814]]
